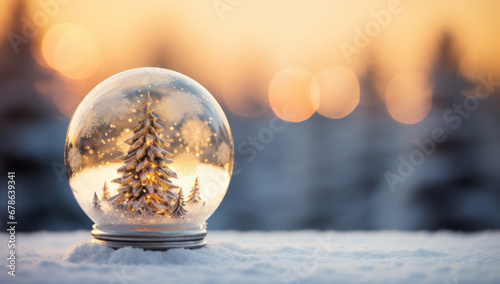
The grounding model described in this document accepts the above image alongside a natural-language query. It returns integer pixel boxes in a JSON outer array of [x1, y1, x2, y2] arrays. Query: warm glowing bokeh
[[1, 0, 498, 122], [43, 23, 100, 79], [385, 72, 432, 124], [269, 68, 318, 122], [314, 66, 360, 119]]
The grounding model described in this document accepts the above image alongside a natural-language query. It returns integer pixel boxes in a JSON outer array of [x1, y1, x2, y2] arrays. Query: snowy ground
[[0, 230, 499, 284]]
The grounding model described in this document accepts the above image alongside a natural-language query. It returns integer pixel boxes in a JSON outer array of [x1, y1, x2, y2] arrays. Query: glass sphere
[[64, 68, 233, 248]]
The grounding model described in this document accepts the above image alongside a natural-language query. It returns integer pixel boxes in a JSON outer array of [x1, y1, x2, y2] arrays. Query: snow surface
[[1, 230, 499, 284]]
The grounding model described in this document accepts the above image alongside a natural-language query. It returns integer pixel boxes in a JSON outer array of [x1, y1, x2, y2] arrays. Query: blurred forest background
[[1, 0, 500, 231]]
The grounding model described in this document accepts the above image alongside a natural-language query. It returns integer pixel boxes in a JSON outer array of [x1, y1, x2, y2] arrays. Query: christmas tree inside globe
[[64, 68, 234, 249]]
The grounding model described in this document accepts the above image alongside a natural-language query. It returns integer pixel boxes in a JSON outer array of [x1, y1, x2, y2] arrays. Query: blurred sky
[[1, 0, 499, 124]]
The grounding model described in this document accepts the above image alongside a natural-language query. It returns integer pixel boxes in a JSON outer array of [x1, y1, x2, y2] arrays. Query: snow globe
[[64, 68, 234, 249]]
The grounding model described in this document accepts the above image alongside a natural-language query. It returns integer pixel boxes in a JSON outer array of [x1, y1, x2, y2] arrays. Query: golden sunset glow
[[278, 29, 327, 72], [0, 0, 498, 123]]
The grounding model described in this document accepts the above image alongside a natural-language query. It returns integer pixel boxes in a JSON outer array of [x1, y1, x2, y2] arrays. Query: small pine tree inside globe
[[92, 192, 102, 211], [187, 177, 202, 204], [101, 182, 110, 200]]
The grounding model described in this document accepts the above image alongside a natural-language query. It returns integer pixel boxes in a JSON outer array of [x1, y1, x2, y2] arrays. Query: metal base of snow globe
[[91, 224, 207, 250]]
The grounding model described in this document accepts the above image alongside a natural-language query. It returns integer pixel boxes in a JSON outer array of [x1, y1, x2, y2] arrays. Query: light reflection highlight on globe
[[64, 68, 234, 249]]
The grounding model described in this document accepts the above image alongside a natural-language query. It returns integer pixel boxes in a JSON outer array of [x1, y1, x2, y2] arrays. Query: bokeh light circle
[[269, 67, 318, 122], [42, 23, 101, 79], [385, 72, 432, 124], [314, 66, 360, 119]]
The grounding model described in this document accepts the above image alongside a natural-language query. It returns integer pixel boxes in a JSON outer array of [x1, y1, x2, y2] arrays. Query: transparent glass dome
[[64, 68, 233, 249]]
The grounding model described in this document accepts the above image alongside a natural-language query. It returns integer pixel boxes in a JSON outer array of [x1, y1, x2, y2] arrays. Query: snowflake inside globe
[[64, 68, 234, 249]]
